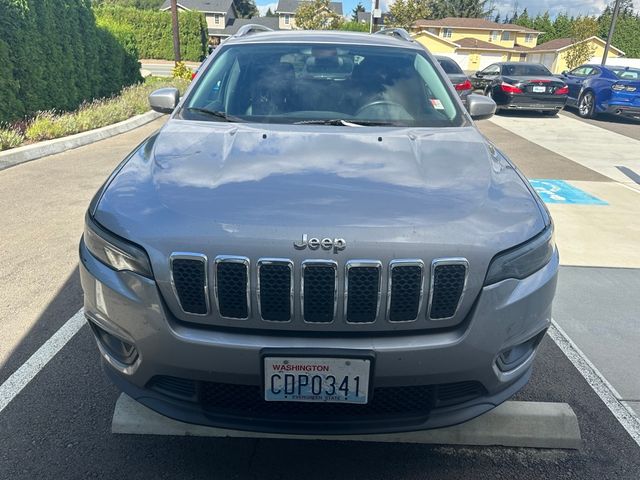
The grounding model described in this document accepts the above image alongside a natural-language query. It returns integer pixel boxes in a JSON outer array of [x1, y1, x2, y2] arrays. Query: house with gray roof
[[160, 0, 238, 45], [275, 0, 343, 30]]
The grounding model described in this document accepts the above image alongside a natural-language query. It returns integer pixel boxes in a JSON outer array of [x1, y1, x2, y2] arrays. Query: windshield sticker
[[430, 99, 444, 110]]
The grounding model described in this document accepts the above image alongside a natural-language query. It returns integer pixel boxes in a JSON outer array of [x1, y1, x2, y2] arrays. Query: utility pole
[[170, 0, 181, 64], [602, 0, 621, 66], [372, 0, 380, 32]]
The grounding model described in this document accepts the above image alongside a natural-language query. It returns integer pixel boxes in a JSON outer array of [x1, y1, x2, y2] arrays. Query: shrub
[[20, 78, 190, 145], [94, 6, 208, 62], [0, 127, 24, 152], [0, 0, 142, 125], [172, 62, 194, 81]]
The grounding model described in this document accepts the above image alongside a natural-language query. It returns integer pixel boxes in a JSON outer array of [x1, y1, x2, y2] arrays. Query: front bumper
[[80, 240, 558, 434]]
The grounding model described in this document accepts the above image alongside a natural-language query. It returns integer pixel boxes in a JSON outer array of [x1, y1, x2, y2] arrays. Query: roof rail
[[374, 28, 413, 42], [234, 24, 274, 38]]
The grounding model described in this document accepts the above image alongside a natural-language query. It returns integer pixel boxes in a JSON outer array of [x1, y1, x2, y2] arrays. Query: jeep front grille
[[170, 255, 468, 325]]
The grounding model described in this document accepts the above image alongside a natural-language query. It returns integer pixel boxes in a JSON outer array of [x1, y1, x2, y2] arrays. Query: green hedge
[[0, 0, 142, 125], [94, 6, 208, 62]]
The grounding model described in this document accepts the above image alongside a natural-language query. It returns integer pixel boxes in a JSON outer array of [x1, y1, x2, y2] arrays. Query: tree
[[564, 16, 598, 69], [493, 13, 500, 23], [234, 0, 258, 18], [431, 0, 493, 19], [533, 12, 553, 44], [515, 7, 533, 28], [388, 0, 431, 29], [351, 2, 365, 21], [553, 12, 573, 39], [295, 0, 343, 29], [265, 7, 276, 17], [598, 3, 640, 57], [92, 0, 165, 8]]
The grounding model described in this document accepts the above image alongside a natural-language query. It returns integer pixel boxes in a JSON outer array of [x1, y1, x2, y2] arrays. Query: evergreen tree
[[493, 12, 500, 23], [516, 7, 532, 28], [351, 2, 365, 21], [553, 12, 572, 39], [431, 0, 493, 19], [265, 7, 276, 16], [533, 12, 553, 44], [234, 0, 258, 18]]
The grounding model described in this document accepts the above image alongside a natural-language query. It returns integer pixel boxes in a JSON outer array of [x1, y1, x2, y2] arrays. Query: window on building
[[525, 33, 533, 43], [442, 28, 453, 38], [501, 31, 511, 41], [490, 31, 499, 42], [284, 14, 290, 25], [214, 13, 221, 25], [427, 28, 437, 35]]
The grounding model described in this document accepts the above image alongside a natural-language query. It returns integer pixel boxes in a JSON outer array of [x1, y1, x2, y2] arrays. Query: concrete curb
[[112, 394, 583, 449], [0, 111, 164, 172]]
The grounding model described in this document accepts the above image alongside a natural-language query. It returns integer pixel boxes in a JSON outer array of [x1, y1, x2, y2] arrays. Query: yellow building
[[527, 36, 624, 73], [411, 17, 540, 71]]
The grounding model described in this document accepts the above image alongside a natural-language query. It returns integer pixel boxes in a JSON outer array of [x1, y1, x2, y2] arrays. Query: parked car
[[471, 62, 568, 115], [435, 55, 473, 100], [80, 29, 557, 435], [561, 64, 640, 120]]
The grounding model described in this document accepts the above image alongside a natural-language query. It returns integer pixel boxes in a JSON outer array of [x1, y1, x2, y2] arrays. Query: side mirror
[[149, 88, 180, 114], [475, 71, 484, 77], [561, 70, 568, 76], [466, 93, 496, 120]]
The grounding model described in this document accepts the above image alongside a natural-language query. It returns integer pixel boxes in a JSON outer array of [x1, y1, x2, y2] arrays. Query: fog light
[[497, 330, 546, 372], [89, 321, 138, 366]]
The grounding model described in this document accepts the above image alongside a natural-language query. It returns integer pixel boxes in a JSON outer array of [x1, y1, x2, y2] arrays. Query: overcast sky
[[256, 0, 629, 18]]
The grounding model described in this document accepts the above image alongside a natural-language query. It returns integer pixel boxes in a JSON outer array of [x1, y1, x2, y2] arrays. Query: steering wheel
[[355, 100, 410, 118]]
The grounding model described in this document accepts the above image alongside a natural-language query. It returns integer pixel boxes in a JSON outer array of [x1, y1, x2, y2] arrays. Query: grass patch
[[0, 77, 190, 151]]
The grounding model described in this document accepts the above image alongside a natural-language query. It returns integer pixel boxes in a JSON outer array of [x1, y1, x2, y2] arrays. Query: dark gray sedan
[[436, 55, 473, 99], [471, 62, 568, 114]]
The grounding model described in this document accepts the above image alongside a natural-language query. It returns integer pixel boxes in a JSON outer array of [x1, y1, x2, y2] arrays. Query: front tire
[[578, 91, 596, 119]]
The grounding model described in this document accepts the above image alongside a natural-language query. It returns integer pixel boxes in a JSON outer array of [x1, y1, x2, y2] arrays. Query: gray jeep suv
[[80, 29, 558, 434]]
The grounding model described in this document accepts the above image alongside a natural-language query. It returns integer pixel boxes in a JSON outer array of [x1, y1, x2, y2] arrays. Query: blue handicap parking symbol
[[529, 179, 608, 205]]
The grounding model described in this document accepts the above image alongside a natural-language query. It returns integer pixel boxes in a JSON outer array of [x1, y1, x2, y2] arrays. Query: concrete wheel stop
[[112, 394, 583, 449]]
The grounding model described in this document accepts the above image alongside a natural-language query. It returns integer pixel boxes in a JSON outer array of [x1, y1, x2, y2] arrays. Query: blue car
[[561, 64, 640, 120]]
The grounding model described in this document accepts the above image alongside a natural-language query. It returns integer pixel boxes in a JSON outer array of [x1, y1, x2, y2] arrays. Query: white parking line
[[549, 320, 640, 447], [0, 308, 85, 414]]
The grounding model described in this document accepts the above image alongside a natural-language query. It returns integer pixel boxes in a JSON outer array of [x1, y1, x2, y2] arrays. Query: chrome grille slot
[[387, 260, 424, 322], [257, 259, 293, 322], [345, 261, 381, 324], [302, 260, 337, 323], [170, 254, 209, 315], [215, 256, 250, 319], [428, 259, 468, 320]]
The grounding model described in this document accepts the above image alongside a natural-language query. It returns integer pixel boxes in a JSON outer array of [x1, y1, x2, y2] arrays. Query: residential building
[[411, 17, 540, 71], [161, 0, 237, 45], [528, 36, 624, 73], [275, 0, 343, 30]]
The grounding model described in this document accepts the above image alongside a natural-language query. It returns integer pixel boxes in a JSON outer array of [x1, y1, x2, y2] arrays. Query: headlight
[[484, 225, 555, 285], [83, 213, 153, 278]]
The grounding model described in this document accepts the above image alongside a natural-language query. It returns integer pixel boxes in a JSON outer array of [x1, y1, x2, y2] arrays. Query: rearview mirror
[[466, 93, 496, 120], [149, 88, 180, 114]]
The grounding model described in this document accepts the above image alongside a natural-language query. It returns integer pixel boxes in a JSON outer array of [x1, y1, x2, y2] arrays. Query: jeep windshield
[[181, 43, 464, 127]]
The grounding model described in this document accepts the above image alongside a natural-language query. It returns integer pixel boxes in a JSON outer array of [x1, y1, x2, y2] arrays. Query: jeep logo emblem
[[294, 234, 346, 253]]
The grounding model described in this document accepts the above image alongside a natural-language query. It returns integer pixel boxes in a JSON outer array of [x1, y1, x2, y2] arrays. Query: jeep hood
[[94, 120, 544, 265]]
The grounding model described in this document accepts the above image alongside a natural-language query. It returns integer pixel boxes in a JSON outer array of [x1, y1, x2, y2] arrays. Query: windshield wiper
[[184, 107, 241, 122], [293, 119, 396, 126]]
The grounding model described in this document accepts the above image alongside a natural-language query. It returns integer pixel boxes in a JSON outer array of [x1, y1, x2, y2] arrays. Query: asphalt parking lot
[[1, 112, 640, 479]]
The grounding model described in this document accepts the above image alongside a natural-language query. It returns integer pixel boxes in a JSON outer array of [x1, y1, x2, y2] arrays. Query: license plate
[[264, 357, 371, 404], [532, 86, 546, 93]]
